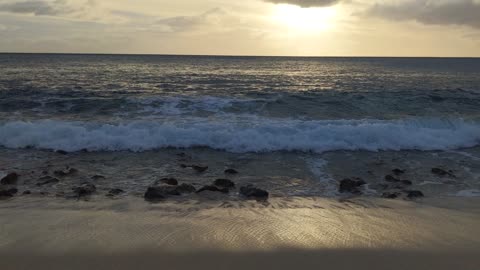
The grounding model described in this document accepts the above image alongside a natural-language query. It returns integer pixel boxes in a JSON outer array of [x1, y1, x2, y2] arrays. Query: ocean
[[1, 54, 480, 198]]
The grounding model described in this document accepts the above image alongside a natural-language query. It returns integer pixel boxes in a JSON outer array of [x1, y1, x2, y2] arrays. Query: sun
[[272, 4, 337, 33]]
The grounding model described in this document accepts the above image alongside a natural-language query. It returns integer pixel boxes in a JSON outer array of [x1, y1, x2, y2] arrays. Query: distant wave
[[0, 118, 479, 153]]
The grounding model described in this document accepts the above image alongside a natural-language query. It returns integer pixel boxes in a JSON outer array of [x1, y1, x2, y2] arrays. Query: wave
[[0, 118, 479, 153]]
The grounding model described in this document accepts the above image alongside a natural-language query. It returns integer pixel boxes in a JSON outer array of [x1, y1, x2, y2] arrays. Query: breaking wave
[[0, 118, 479, 153]]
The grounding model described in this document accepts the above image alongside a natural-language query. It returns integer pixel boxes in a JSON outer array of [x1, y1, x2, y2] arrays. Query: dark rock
[[106, 188, 124, 197], [36, 176, 60, 186], [72, 183, 96, 197], [23, 190, 32, 195], [55, 150, 68, 155], [405, 190, 424, 199], [431, 168, 455, 177], [155, 178, 178, 186], [429, 95, 445, 102], [42, 170, 48, 175], [196, 185, 229, 194], [192, 165, 208, 173], [224, 169, 238, 174], [176, 183, 196, 194], [382, 192, 400, 199], [91, 175, 106, 180], [0, 190, 14, 198], [240, 185, 269, 200], [339, 178, 366, 194], [54, 167, 78, 177], [144, 187, 165, 201], [180, 164, 188, 168], [392, 169, 405, 176], [1, 172, 19, 185], [214, 179, 235, 188], [144, 186, 181, 201], [384, 175, 400, 182], [400, 180, 413, 185]]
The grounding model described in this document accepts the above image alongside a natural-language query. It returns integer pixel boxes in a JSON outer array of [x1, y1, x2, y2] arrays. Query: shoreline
[[1, 196, 479, 269]]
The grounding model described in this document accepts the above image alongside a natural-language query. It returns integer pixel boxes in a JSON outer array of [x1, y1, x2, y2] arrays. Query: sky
[[0, 0, 479, 57]]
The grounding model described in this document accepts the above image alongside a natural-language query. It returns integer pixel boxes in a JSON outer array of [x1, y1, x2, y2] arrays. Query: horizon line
[[0, 52, 479, 59]]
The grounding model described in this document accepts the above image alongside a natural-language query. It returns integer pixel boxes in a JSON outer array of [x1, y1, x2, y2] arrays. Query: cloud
[[156, 8, 227, 32], [0, 0, 95, 16], [365, 0, 480, 29], [263, 0, 341, 8]]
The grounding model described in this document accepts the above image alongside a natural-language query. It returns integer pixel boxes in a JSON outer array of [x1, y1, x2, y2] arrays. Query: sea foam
[[0, 118, 479, 153]]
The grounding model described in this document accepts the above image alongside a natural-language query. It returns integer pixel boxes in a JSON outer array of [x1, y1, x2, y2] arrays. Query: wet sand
[[1, 196, 479, 269]]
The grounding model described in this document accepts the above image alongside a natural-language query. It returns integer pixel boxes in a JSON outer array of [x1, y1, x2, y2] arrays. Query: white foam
[[0, 118, 479, 153]]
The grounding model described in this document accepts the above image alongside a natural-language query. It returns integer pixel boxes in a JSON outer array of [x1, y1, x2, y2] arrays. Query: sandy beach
[[1, 196, 479, 269]]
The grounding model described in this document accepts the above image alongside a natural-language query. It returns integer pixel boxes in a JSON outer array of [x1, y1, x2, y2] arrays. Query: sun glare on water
[[272, 4, 337, 33]]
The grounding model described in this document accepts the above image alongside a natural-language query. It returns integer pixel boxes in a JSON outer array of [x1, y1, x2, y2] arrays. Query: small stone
[[176, 183, 196, 194], [405, 190, 424, 199], [23, 190, 31, 195], [392, 169, 405, 175], [1, 172, 19, 185], [192, 165, 208, 173], [55, 150, 68, 155], [72, 183, 96, 197], [214, 179, 235, 188], [37, 176, 60, 186], [339, 178, 366, 194], [431, 168, 454, 177], [54, 167, 78, 177], [382, 192, 400, 199], [224, 169, 238, 174], [384, 175, 400, 182], [239, 185, 269, 200], [106, 188, 124, 197], [91, 175, 106, 180], [196, 185, 229, 194], [400, 180, 413, 185], [155, 178, 178, 186]]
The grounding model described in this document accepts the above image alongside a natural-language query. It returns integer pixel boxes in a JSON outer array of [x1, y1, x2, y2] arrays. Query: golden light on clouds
[[271, 4, 337, 33]]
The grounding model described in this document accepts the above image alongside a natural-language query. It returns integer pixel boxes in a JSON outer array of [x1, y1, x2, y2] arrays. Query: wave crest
[[0, 118, 479, 153]]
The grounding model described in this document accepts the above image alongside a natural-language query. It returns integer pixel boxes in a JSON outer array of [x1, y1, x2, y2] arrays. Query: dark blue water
[[0, 54, 479, 153]]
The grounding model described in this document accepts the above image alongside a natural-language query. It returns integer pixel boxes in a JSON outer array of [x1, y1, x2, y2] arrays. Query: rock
[[1, 172, 19, 185], [72, 183, 96, 197], [91, 175, 106, 180], [144, 187, 165, 201], [54, 167, 78, 177], [106, 188, 124, 197], [176, 183, 196, 194], [384, 175, 400, 182], [400, 180, 413, 185], [0, 190, 14, 198], [144, 186, 181, 201], [382, 192, 400, 199], [55, 150, 68, 155], [339, 178, 366, 194], [36, 176, 60, 186], [392, 169, 405, 175], [405, 190, 424, 199], [155, 178, 178, 186], [431, 168, 455, 177], [196, 185, 229, 194], [214, 179, 235, 188], [23, 190, 31, 195], [240, 185, 269, 200], [224, 169, 238, 174], [192, 165, 208, 173], [180, 164, 188, 168]]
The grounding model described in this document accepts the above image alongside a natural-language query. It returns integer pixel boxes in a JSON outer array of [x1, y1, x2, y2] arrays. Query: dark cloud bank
[[264, 0, 341, 8], [367, 0, 480, 29]]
